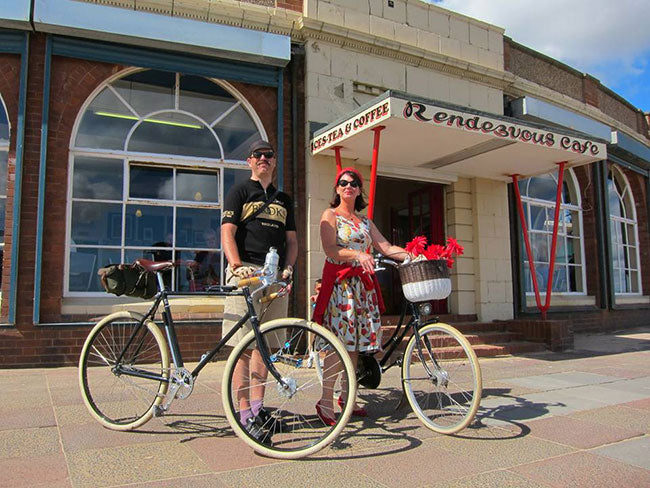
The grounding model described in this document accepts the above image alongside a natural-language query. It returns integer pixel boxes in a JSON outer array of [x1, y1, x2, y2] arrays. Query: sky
[[430, 0, 650, 113]]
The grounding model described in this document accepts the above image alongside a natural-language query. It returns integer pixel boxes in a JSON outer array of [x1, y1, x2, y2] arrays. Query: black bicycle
[[353, 254, 482, 434], [78, 249, 356, 459]]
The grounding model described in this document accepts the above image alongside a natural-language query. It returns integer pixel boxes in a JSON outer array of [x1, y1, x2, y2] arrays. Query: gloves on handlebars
[[231, 265, 256, 279]]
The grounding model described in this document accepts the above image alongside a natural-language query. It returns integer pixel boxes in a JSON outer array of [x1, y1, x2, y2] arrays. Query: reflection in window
[[68, 69, 262, 293], [608, 167, 641, 294], [0, 98, 10, 288], [518, 170, 585, 294]]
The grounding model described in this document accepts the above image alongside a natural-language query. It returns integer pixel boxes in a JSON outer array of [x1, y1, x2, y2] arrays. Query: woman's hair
[[329, 170, 367, 211]]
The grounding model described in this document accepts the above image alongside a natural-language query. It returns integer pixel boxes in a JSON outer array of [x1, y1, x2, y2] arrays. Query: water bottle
[[263, 247, 279, 280]]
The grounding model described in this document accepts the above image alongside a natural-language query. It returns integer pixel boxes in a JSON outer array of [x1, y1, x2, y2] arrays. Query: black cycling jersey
[[222, 178, 296, 266]]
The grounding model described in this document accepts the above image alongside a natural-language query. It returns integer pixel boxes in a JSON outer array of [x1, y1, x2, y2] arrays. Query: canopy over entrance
[[310, 91, 607, 181], [310, 91, 608, 320]]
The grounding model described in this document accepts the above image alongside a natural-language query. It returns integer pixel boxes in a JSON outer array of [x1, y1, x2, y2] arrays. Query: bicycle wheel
[[222, 318, 356, 459], [79, 311, 170, 431], [402, 321, 482, 434]]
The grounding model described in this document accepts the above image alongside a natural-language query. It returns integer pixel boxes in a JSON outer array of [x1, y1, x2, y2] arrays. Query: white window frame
[[65, 68, 266, 297], [608, 166, 642, 296], [520, 168, 588, 296]]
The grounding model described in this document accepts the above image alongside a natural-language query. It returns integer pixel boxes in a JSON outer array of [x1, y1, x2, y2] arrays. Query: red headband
[[335, 167, 363, 186]]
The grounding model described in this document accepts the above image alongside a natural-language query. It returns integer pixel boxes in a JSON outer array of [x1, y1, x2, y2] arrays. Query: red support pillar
[[511, 161, 567, 320], [367, 126, 385, 219], [333, 146, 343, 173]]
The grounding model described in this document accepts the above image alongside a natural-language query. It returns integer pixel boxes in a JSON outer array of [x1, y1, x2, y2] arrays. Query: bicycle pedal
[[153, 405, 167, 417]]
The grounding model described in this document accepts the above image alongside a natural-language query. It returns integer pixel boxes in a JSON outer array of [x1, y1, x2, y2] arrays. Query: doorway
[[373, 176, 446, 315]]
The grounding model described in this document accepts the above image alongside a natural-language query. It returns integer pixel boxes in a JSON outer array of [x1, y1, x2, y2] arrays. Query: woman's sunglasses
[[338, 180, 360, 188], [252, 150, 275, 159]]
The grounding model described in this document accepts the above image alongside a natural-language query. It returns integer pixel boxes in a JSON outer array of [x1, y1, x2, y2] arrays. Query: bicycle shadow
[[455, 386, 566, 441]]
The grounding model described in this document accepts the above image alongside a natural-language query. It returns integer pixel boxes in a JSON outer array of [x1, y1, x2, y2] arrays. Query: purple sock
[[251, 400, 263, 417], [239, 408, 253, 424]]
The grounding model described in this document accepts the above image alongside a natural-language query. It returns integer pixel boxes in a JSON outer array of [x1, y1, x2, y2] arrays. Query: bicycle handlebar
[[237, 276, 261, 287]]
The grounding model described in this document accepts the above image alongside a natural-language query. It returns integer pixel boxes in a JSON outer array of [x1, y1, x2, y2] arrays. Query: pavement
[[1, 326, 649, 488]]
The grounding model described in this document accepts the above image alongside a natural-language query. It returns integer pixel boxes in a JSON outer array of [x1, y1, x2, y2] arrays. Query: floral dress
[[323, 214, 381, 352]]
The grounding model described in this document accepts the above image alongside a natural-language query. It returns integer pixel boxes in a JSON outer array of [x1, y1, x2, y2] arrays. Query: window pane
[[533, 264, 549, 291], [528, 205, 546, 231], [176, 208, 221, 248], [607, 178, 623, 218], [176, 170, 218, 203], [629, 270, 639, 293], [129, 165, 173, 200], [530, 233, 549, 262], [568, 265, 580, 292], [0, 104, 8, 144], [566, 210, 578, 237], [551, 267, 567, 292], [224, 167, 250, 191], [73, 157, 123, 200], [213, 105, 262, 160], [176, 249, 221, 291], [555, 238, 567, 264], [71, 202, 122, 246], [128, 114, 220, 158], [0, 151, 7, 196], [113, 70, 175, 116], [75, 88, 136, 149], [69, 247, 120, 292], [125, 204, 173, 248], [526, 174, 556, 201], [0, 198, 5, 242], [179, 75, 237, 125]]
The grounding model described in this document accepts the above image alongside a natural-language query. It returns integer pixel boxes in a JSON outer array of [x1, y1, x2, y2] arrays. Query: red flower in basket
[[405, 235, 427, 256], [405, 236, 464, 268]]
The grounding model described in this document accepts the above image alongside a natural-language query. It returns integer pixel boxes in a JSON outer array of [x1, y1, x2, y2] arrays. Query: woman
[[313, 167, 409, 424]]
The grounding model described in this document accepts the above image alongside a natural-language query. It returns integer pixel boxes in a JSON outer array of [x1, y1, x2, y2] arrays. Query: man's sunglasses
[[338, 180, 360, 188], [252, 150, 275, 159]]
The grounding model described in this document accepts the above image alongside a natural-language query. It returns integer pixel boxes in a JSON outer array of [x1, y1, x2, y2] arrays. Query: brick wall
[[0, 33, 304, 367], [505, 39, 648, 139]]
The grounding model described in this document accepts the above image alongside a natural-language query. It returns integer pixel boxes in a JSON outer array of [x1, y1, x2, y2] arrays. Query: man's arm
[[221, 223, 241, 268], [285, 230, 298, 267]]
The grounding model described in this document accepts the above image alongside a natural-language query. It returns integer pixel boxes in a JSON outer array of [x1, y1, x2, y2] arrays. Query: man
[[221, 139, 297, 444]]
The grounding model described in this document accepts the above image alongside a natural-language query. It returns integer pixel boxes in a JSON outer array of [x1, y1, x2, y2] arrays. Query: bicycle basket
[[398, 259, 451, 302]]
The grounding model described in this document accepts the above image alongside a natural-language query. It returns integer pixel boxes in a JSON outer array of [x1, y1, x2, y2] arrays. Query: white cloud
[[431, 0, 650, 70]]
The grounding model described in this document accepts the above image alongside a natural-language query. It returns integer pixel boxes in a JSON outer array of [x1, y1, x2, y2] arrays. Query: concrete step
[[379, 318, 548, 358]]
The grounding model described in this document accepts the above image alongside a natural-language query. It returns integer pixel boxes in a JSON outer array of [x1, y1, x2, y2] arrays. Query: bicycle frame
[[113, 272, 286, 386], [375, 258, 443, 377]]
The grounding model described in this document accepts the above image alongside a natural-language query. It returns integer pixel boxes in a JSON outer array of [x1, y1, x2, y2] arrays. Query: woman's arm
[[320, 210, 376, 273], [368, 220, 409, 261]]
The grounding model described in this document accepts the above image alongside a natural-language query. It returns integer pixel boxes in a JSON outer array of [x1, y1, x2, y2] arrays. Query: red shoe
[[315, 401, 336, 426], [338, 396, 368, 417]]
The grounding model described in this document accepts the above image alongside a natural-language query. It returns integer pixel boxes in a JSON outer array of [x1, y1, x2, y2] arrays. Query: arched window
[[518, 169, 586, 295], [67, 69, 263, 295], [607, 166, 642, 294], [0, 96, 9, 288]]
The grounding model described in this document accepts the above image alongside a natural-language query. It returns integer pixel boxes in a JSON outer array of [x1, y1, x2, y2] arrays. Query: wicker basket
[[398, 259, 451, 302]]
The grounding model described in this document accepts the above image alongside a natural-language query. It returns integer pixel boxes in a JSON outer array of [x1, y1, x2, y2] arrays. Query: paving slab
[[502, 372, 620, 391], [215, 459, 378, 488], [510, 451, 650, 488], [0, 453, 70, 488], [66, 441, 211, 488], [524, 415, 640, 449], [591, 436, 650, 469], [568, 404, 650, 433], [429, 469, 553, 488]]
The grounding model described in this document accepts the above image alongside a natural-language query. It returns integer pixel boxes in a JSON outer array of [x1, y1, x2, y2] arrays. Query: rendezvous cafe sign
[[311, 95, 606, 159], [395, 99, 606, 157], [310, 99, 391, 154]]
